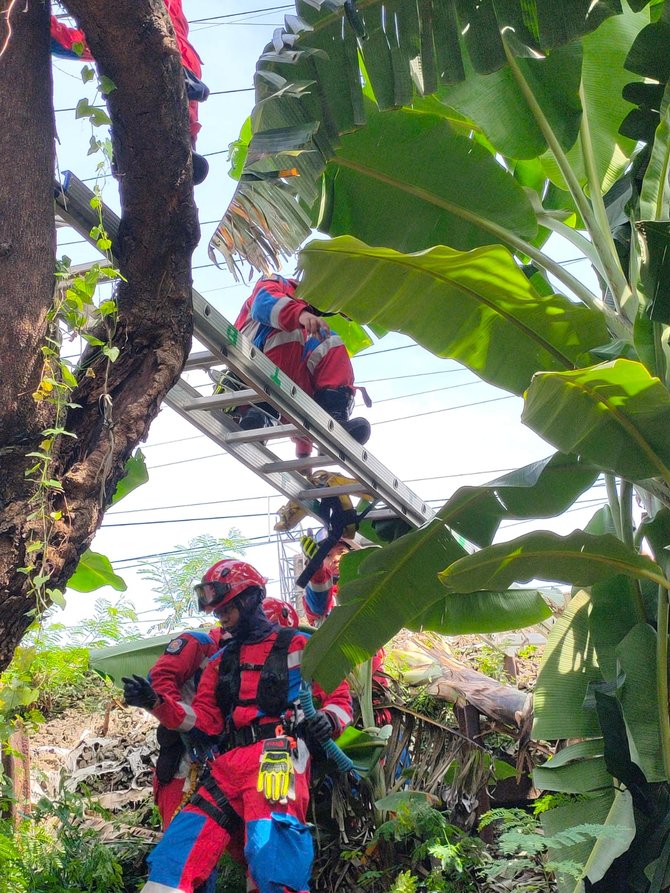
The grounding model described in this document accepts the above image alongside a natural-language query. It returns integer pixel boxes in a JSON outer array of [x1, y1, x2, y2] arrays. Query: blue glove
[[122, 674, 158, 709]]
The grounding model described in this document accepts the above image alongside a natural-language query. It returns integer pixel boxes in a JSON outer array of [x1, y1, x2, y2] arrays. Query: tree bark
[[0, 0, 199, 669]]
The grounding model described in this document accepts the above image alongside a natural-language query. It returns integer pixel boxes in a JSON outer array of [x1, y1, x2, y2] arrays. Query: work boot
[[314, 387, 371, 445], [239, 403, 279, 431], [192, 152, 209, 185]]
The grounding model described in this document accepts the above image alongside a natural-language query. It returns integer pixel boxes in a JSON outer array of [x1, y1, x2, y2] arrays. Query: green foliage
[[138, 532, 248, 631], [0, 642, 110, 720], [0, 789, 151, 893], [39, 595, 141, 650], [477, 806, 628, 890], [376, 801, 483, 893]]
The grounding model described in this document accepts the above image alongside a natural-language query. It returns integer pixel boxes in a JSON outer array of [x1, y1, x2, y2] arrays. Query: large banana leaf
[[437, 42, 583, 160], [210, 0, 632, 272], [302, 522, 550, 691], [616, 622, 666, 782], [539, 5, 648, 193], [317, 109, 538, 254], [297, 236, 607, 396], [432, 452, 599, 548], [303, 523, 465, 689], [533, 739, 610, 793], [522, 358, 670, 484], [533, 589, 603, 739], [439, 529, 666, 594]]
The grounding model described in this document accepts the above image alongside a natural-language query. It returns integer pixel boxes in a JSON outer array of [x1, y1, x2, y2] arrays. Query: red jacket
[[50, 3, 201, 75], [149, 628, 226, 732], [154, 629, 352, 737]]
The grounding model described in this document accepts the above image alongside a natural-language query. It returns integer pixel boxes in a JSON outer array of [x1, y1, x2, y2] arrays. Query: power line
[[113, 530, 295, 568], [189, 6, 292, 25], [373, 395, 514, 427], [102, 510, 273, 528]]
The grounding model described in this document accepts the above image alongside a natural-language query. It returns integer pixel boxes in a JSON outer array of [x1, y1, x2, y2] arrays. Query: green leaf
[[522, 358, 670, 483], [313, 313, 372, 356], [303, 524, 467, 690], [412, 587, 551, 635], [102, 345, 120, 362], [541, 5, 648, 193], [99, 75, 116, 95], [616, 622, 666, 782], [110, 450, 149, 506], [81, 65, 94, 83], [437, 41, 583, 159], [298, 237, 607, 396], [89, 633, 176, 683], [533, 739, 610, 793], [319, 107, 538, 254], [636, 220, 670, 323], [442, 452, 598, 548], [334, 725, 388, 774], [67, 550, 127, 593], [46, 588, 66, 609], [534, 590, 603, 740], [374, 791, 431, 812], [439, 529, 665, 594]]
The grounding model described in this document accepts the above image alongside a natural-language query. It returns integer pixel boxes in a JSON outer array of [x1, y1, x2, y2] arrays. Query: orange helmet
[[195, 559, 267, 613], [262, 597, 299, 628]]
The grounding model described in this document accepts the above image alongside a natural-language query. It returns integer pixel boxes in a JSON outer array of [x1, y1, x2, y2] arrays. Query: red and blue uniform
[[148, 628, 225, 827], [49, 3, 204, 143], [141, 626, 352, 893], [234, 276, 354, 398]]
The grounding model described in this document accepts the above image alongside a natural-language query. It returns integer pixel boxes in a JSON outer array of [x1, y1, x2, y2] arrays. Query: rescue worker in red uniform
[[234, 275, 371, 456], [50, 2, 209, 183], [124, 627, 227, 893], [124, 627, 226, 827], [131, 559, 352, 893], [301, 534, 392, 725]]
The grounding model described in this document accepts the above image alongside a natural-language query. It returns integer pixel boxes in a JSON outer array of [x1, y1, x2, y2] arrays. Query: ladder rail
[[55, 172, 436, 530]]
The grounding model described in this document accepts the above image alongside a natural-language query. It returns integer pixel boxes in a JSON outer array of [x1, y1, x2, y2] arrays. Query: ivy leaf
[[99, 76, 116, 95], [81, 65, 95, 83], [102, 346, 120, 362]]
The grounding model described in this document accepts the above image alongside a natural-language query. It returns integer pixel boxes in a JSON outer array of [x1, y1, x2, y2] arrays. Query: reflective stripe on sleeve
[[325, 703, 352, 726], [306, 335, 343, 373], [176, 702, 196, 731], [287, 650, 303, 669]]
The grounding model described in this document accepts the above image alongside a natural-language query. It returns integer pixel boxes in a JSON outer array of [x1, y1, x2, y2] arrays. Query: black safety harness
[[185, 628, 301, 829]]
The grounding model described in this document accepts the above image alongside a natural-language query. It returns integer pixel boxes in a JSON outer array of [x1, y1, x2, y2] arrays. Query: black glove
[[187, 727, 218, 764], [122, 674, 158, 709], [306, 710, 337, 744]]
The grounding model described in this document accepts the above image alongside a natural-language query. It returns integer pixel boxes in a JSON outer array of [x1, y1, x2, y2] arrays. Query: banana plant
[[218, 1, 670, 887]]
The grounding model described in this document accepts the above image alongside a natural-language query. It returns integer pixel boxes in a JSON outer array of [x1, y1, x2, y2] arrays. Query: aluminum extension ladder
[[54, 172, 435, 531]]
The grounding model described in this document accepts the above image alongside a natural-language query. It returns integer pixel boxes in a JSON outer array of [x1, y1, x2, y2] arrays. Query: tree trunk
[[0, 0, 199, 669], [413, 636, 532, 729]]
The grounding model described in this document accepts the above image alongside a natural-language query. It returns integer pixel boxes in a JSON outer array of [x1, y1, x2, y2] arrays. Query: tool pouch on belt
[[156, 725, 186, 784], [257, 737, 295, 803]]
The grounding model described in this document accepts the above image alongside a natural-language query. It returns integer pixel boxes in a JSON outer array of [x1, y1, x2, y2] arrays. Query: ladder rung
[[224, 423, 297, 444], [260, 456, 340, 473], [181, 390, 259, 411], [184, 350, 218, 370], [299, 483, 369, 499]]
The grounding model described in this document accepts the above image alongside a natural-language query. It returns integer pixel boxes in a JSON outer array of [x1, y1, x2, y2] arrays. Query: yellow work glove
[[257, 744, 294, 803], [300, 535, 319, 560]]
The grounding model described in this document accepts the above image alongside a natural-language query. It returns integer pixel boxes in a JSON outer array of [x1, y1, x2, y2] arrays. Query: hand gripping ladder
[[54, 172, 435, 531]]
